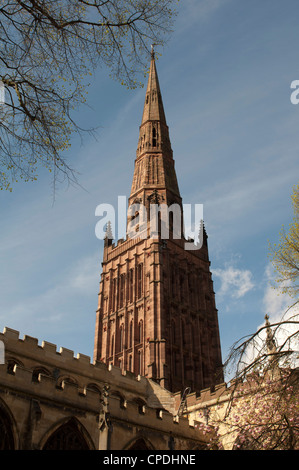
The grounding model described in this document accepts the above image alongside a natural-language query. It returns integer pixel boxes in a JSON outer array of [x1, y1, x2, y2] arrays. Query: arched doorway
[[42, 418, 91, 450], [0, 406, 15, 450]]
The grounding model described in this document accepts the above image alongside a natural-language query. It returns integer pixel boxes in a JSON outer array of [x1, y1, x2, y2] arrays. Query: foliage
[[194, 184, 299, 450], [194, 308, 299, 450], [196, 368, 299, 450], [228, 368, 299, 450], [222, 314, 299, 383], [0, 0, 178, 191], [269, 183, 299, 300]]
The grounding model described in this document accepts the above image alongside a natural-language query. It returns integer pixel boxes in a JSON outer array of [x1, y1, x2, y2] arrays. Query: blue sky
[[1, 0, 299, 379]]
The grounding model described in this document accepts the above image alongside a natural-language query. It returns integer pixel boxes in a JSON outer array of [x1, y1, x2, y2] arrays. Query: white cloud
[[262, 263, 299, 354], [262, 263, 299, 324], [262, 264, 291, 320], [213, 264, 254, 299], [263, 264, 298, 323]]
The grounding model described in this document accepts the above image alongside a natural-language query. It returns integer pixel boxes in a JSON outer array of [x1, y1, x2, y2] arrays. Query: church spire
[[130, 53, 180, 206], [140, 48, 167, 127], [135, 50, 173, 160], [265, 314, 278, 363], [94, 53, 224, 393]]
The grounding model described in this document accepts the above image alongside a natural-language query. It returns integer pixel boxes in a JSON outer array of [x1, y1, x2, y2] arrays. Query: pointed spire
[[130, 53, 181, 209], [141, 50, 167, 125], [264, 314, 280, 377], [104, 220, 113, 248], [198, 220, 208, 248], [135, 50, 173, 161], [265, 314, 277, 356]]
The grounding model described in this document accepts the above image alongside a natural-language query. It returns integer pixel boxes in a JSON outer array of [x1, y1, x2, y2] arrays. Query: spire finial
[[264, 314, 277, 357], [139, 44, 167, 128], [151, 44, 156, 60], [104, 220, 113, 247]]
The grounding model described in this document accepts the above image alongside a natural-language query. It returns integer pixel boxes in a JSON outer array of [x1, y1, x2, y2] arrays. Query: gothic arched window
[[119, 325, 124, 352], [110, 334, 114, 357], [129, 320, 133, 348], [112, 278, 117, 312], [42, 419, 90, 450], [138, 321, 143, 343], [137, 350, 143, 375], [127, 438, 153, 450], [0, 407, 15, 450], [129, 269, 134, 303], [119, 274, 126, 308], [171, 320, 176, 344], [137, 264, 143, 299]]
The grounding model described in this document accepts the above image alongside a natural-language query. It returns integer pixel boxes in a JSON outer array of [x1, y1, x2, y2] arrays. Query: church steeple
[[136, 50, 172, 159], [140, 49, 167, 129], [129, 52, 181, 212], [94, 54, 224, 394]]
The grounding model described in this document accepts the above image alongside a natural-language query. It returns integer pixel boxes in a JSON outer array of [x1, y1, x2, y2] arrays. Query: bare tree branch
[[0, 0, 178, 191]]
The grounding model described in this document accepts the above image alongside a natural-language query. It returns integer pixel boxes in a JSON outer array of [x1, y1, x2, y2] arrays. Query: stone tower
[[93, 52, 223, 393]]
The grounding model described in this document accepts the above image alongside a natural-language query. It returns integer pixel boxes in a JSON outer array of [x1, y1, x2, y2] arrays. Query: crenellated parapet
[[0, 326, 231, 415], [0, 327, 152, 405], [0, 363, 102, 411], [174, 382, 231, 416], [0, 326, 210, 423], [0, 326, 219, 449]]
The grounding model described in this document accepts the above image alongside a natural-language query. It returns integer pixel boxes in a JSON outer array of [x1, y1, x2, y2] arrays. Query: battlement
[[0, 327, 162, 406], [0, 360, 149, 412], [0, 363, 101, 411], [0, 326, 227, 435], [107, 394, 207, 441], [0, 360, 205, 442], [106, 235, 141, 261], [1, 327, 93, 365], [174, 382, 230, 414]]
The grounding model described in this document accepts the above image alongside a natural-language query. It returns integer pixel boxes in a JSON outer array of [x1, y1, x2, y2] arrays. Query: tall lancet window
[[119, 274, 125, 308], [152, 127, 157, 147], [137, 264, 143, 299], [138, 320, 143, 343], [110, 334, 114, 358], [129, 320, 133, 348], [112, 278, 117, 312], [119, 325, 124, 352], [137, 350, 143, 375], [129, 269, 134, 303]]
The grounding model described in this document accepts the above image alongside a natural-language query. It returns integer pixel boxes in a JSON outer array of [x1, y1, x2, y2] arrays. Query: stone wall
[[0, 327, 209, 450]]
